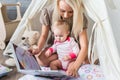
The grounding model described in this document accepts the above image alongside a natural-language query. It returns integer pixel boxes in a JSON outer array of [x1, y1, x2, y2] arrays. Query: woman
[[30, 0, 88, 77]]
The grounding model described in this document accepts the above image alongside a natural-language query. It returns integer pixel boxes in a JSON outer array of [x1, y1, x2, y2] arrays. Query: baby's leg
[[50, 60, 62, 70], [35, 48, 58, 67]]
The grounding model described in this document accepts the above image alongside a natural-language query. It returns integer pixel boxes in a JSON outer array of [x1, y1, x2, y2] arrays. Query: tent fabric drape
[[83, 0, 120, 80], [0, 2, 6, 50], [0, 19, 6, 50]]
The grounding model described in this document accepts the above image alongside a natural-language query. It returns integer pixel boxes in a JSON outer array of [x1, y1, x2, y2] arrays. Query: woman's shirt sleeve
[[40, 8, 50, 26], [83, 14, 88, 29]]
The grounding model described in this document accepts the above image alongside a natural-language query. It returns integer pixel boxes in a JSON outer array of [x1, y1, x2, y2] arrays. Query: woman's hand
[[66, 62, 80, 77], [28, 45, 40, 55]]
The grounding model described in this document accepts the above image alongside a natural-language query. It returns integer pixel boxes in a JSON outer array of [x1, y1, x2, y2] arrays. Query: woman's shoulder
[[41, 3, 54, 15], [40, 3, 54, 26]]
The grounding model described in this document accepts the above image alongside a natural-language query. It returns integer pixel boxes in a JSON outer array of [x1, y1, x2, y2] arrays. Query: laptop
[[11, 42, 66, 77]]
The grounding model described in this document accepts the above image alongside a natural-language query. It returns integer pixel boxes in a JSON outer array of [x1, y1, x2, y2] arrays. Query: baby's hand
[[45, 50, 52, 57], [63, 55, 71, 61]]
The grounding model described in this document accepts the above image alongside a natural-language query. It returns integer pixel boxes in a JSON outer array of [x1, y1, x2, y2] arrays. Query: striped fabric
[[50, 37, 79, 69]]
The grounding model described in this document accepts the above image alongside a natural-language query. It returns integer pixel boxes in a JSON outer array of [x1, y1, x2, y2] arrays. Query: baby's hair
[[52, 20, 70, 32]]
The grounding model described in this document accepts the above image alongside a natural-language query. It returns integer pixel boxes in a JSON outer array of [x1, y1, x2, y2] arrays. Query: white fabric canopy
[[3, 0, 120, 80], [0, 9, 6, 50], [0, 21, 6, 50], [83, 0, 120, 80]]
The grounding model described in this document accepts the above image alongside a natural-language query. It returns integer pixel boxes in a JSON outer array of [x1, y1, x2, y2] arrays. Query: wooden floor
[[0, 50, 24, 80]]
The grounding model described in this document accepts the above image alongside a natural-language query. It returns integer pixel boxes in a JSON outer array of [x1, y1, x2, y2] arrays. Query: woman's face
[[59, 0, 73, 20]]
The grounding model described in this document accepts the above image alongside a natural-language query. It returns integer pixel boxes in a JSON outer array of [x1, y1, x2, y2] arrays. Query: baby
[[45, 20, 79, 70]]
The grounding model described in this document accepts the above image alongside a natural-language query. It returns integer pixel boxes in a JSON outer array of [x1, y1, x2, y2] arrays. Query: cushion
[[79, 64, 105, 80]]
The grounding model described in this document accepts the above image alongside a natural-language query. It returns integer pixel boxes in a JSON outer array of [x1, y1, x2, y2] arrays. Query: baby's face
[[53, 29, 69, 42]]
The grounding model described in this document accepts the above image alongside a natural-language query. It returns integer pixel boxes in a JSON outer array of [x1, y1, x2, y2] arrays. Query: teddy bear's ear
[[22, 30, 29, 38], [34, 31, 40, 39]]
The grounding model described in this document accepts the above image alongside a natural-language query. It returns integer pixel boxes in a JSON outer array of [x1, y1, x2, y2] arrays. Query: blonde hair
[[52, 0, 84, 40], [52, 20, 70, 33]]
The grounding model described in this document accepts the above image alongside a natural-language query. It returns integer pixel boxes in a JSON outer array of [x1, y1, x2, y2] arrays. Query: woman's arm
[[74, 29, 88, 68], [31, 25, 50, 55], [37, 25, 50, 50], [66, 29, 88, 77]]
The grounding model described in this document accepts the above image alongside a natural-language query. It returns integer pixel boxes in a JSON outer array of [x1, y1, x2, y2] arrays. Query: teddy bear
[[5, 30, 40, 66], [19, 30, 40, 50]]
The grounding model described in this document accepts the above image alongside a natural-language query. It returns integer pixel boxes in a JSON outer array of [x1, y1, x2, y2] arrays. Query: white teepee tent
[[83, 0, 120, 80], [3, 0, 120, 80]]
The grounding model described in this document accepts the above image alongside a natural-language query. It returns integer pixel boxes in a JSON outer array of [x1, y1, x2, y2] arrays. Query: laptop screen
[[11, 43, 67, 77], [12, 43, 41, 70]]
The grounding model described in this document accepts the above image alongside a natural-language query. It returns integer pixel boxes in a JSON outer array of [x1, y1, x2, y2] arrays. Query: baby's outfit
[[48, 37, 79, 70]]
